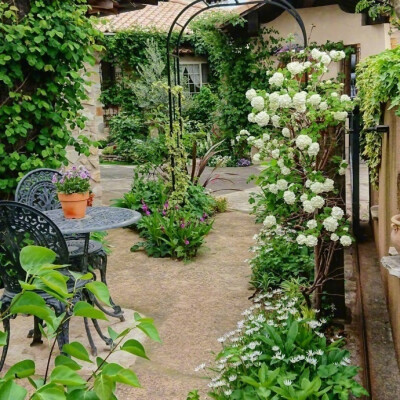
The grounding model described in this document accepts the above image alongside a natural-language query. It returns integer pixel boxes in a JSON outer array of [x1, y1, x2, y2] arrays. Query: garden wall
[[66, 55, 104, 203]]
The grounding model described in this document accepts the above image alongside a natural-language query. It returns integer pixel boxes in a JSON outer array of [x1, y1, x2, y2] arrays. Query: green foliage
[[0, 245, 160, 399], [356, 0, 393, 19], [186, 85, 219, 127], [213, 196, 228, 213], [250, 236, 314, 291], [132, 207, 213, 260], [356, 46, 400, 186], [0, 1, 102, 198], [54, 166, 91, 194]]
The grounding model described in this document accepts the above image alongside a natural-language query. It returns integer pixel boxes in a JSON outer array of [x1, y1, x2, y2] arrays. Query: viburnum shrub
[[244, 48, 353, 306], [53, 166, 91, 194], [192, 287, 368, 400]]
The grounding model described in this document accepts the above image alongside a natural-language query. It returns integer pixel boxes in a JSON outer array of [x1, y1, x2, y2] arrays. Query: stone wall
[[66, 56, 104, 204]]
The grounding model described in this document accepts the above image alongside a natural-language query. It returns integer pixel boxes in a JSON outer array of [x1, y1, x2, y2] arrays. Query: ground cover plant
[[0, 245, 160, 399]]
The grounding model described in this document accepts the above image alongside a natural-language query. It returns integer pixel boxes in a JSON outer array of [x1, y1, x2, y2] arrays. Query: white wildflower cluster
[[269, 72, 284, 87]]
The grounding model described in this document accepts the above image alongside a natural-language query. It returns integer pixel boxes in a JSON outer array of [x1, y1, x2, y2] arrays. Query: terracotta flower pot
[[58, 192, 89, 219], [391, 214, 400, 252]]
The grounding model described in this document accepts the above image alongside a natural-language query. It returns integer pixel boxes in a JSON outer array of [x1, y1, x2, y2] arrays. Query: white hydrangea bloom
[[287, 61, 305, 75], [331, 92, 338, 98], [252, 153, 260, 162], [303, 200, 315, 213], [269, 92, 280, 105], [271, 115, 280, 127], [307, 219, 317, 229], [300, 193, 308, 202], [319, 101, 328, 111], [248, 113, 256, 123], [281, 167, 291, 175], [340, 94, 351, 102], [323, 178, 334, 192], [247, 135, 255, 144], [340, 235, 352, 247], [283, 191, 296, 205], [323, 216, 339, 232], [305, 235, 318, 247], [263, 215, 276, 228], [331, 206, 344, 220], [310, 182, 324, 194], [279, 94, 292, 108], [295, 134, 312, 150], [263, 133, 270, 141], [310, 195, 324, 209], [330, 233, 339, 241], [276, 179, 288, 191], [282, 127, 291, 138], [254, 139, 263, 149], [297, 234, 307, 245], [240, 129, 250, 136], [308, 94, 322, 106], [293, 91, 307, 112], [271, 149, 280, 159], [277, 159, 285, 168], [255, 111, 270, 127], [329, 50, 346, 61], [269, 72, 284, 87], [311, 48, 322, 60], [307, 142, 320, 157], [246, 89, 257, 101], [304, 61, 312, 68], [305, 180, 312, 188], [320, 54, 331, 65], [333, 111, 348, 121], [268, 184, 278, 194], [251, 96, 265, 111]]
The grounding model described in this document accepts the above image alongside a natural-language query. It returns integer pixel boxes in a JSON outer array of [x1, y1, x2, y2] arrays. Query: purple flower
[[162, 211, 166, 216], [180, 221, 185, 228], [184, 239, 189, 245], [203, 213, 208, 219], [80, 172, 88, 179], [145, 210, 151, 216], [200, 217, 205, 222], [51, 174, 58, 184], [163, 202, 169, 210]]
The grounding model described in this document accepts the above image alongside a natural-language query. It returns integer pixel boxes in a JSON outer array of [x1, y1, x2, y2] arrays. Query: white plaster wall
[[264, 5, 391, 59]]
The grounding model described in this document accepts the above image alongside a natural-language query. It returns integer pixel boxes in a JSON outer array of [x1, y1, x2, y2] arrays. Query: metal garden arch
[[165, 0, 308, 188]]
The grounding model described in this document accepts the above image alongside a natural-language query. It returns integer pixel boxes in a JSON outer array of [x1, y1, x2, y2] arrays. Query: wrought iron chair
[[0, 201, 112, 370], [14, 169, 123, 321]]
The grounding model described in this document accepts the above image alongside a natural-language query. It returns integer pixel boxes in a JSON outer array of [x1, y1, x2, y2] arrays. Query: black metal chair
[[14, 169, 123, 321], [0, 201, 112, 370]]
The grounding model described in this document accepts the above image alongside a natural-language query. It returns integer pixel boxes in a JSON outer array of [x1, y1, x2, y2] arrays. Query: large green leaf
[[73, 302, 108, 321], [62, 342, 92, 363], [39, 271, 70, 298], [120, 339, 148, 359], [0, 380, 27, 400], [50, 366, 86, 386], [19, 246, 56, 275], [94, 375, 114, 400], [85, 282, 112, 307], [0, 330, 8, 347], [54, 355, 82, 371], [134, 313, 161, 343], [4, 360, 35, 380], [102, 364, 141, 388], [66, 389, 100, 400], [31, 384, 66, 400]]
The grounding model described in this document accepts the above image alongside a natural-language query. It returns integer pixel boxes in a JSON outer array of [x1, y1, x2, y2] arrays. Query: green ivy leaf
[[120, 339, 149, 359], [85, 282, 112, 307], [62, 342, 92, 363], [73, 302, 108, 321]]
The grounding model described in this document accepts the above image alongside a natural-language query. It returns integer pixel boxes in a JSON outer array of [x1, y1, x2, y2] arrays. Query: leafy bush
[[109, 112, 146, 145], [250, 236, 314, 290], [122, 137, 168, 165], [0, 245, 160, 398], [193, 288, 368, 399], [213, 196, 228, 213], [132, 207, 213, 260]]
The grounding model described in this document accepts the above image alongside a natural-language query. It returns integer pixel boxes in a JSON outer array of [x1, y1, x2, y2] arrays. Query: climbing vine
[[0, 0, 102, 198]]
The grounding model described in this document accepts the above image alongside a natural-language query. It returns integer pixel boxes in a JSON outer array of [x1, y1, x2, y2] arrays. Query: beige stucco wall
[[263, 5, 391, 59]]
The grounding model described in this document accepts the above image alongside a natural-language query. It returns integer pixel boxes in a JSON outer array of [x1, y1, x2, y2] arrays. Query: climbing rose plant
[[244, 48, 353, 306]]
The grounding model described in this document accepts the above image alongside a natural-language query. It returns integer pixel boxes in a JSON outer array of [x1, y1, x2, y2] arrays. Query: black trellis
[[165, 0, 308, 189]]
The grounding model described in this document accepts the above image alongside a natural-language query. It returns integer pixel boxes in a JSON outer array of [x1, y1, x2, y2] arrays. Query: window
[[180, 62, 209, 94]]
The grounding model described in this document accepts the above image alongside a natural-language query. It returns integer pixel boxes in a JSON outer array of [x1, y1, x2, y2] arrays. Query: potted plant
[[53, 166, 91, 219]]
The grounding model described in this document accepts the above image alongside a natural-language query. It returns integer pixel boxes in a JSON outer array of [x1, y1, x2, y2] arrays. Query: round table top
[[44, 206, 141, 235]]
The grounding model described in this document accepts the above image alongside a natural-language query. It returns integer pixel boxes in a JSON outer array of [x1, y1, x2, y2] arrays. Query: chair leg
[[0, 318, 11, 372], [91, 318, 113, 348], [30, 317, 43, 346], [84, 317, 97, 357]]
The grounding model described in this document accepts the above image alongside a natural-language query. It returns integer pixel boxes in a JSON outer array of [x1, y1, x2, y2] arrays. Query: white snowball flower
[[268, 184, 278, 194], [269, 72, 284, 87], [254, 139, 263, 149], [310, 195, 324, 209], [311, 48, 322, 60], [246, 89, 257, 101], [248, 113, 256, 123], [293, 91, 307, 112], [340, 94, 351, 102], [287, 61, 305, 75], [247, 135, 255, 144], [307, 219, 317, 229], [271, 115, 280, 127], [279, 94, 292, 108], [276, 179, 288, 191], [271, 149, 280, 159], [300, 193, 308, 202], [263, 133, 270, 141], [331, 92, 338, 98], [305, 180, 312, 188], [307, 142, 320, 157], [269, 92, 280, 105], [339, 168, 346, 175], [305, 235, 318, 247], [251, 96, 265, 111], [297, 234, 307, 245], [255, 111, 270, 127], [310, 182, 324, 194], [252, 153, 260, 162], [319, 101, 328, 111], [330, 50, 345, 61], [323, 178, 334, 192], [330, 233, 339, 241], [283, 191, 296, 205], [277, 158, 285, 167], [304, 61, 312, 68], [303, 200, 315, 213], [308, 94, 322, 107], [240, 129, 250, 136], [282, 127, 291, 138], [333, 111, 348, 121], [295, 134, 312, 150], [263, 215, 276, 228], [340, 235, 352, 247], [320, 54, 331, 65], [331, 206, 344, 220], [323, 216, 339, 232], [281, 167, 291, 176]]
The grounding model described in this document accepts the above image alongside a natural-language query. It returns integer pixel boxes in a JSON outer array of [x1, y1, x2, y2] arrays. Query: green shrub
[[213, 196, 228, 213]]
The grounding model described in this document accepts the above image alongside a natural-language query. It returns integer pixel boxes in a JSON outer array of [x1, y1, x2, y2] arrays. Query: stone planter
[[391, 214, 400, 252]]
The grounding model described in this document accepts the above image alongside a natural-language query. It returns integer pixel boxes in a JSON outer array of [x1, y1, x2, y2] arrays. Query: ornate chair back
[[0, 201, 69, 294], [15, 168, 62, 211]]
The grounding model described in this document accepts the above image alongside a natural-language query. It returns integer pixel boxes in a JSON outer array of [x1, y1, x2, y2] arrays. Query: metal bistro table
[[44, 206, 141, 321]]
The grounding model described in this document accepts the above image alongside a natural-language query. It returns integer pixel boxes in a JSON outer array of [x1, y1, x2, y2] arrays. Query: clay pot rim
[[391, 214, 400, 226], [58, 192, 90, 201]]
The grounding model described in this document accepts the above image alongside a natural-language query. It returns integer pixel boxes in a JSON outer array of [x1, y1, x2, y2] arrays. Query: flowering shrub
[[243, 48, 354, 304], [194, 288, 368, 399], [53, 166, 91, 194], [131, 206, 213, 260]]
